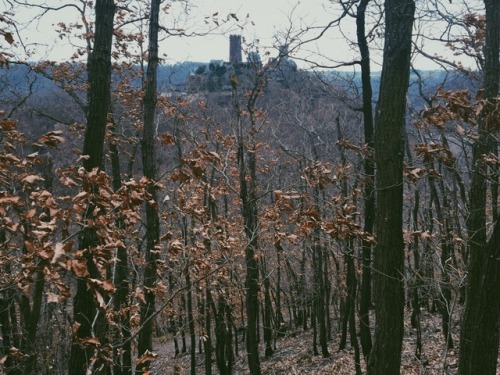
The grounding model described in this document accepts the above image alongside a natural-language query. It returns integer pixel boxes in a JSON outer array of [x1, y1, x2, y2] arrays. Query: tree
[[68, 1, 115, 374], [136, 0, 161, 372], [355, 0, 375, 360], [458, 1, 500, 374], [367, 0, 415, 374], [234, 71, 264, 375]]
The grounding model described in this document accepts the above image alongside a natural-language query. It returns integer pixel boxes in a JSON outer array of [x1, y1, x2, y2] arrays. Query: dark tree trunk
[[339, 241, 361, 374], [204, 284, 213, 375], [112, 242, 132, 375], [458, 1, 500, 374], [300, 246, 308, 331], [311, 303, 318, 356], [136, 0, 161, 372], [181, 299, 187, 354], [323, 246, 332, 341], [21, 156, 53, 375], [305, 149, 329, 357], [186, 270, 196, 375], [68, 1, 115, 374], [336, 123, 361, 367], [313, 231, 329, 357], [275, 239, 285, 337], [234, 74, 264, 375], [109, 119, 132, 375], [356, 0, 374, 361], [366, 1, 415, 374], [428, 165, 454, 349], [262, 257, 274, 358], [21, 267, 44, 375], [347, 255, 362, 375], [215, 295, 234, 375], [408, 165, 422, 359], [0, 290, 18, 375]]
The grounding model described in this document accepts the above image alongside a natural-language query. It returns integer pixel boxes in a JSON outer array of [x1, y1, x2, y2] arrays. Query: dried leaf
[[0, 195, 20, 205], [70, 259, 88, 277], [80, 337, 100, 346], [94, 290, 106, 309], [136, 350, 157, 366], [22, 175, 44, 184], [52, 242, 70, 263], [1, 31, 14, 44], [47, 292, 64, 304]]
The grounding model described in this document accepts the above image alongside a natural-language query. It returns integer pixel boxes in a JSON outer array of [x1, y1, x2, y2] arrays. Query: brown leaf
[[160, 132, 175, 145], [134, 288, 146, 305], [88, 278, 116, 294], [23, 175, 45, 184], [47, 292, 64, 304], [0, 119, 16, 131], [24, 208, 36, 219], [94, 290, 106, 310], [0, 195, 20, 205], [136, 350, 157, 366], [80, 337, 100, 346], [39, 131, 65, 148], [52, 242, 71, 263], [169, 239, 183, 254], [1, 31, 13, 44], [72, 321, 81, 335], [69, 259, 88, 277]]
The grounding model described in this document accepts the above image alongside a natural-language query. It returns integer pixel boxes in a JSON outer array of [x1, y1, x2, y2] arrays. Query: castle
[[187, 34, 297, 92]]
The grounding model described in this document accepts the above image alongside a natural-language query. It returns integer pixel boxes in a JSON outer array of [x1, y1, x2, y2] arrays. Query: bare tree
[[367, 0, 415, 374], [68, 0, 115, 374], [458, 1, 500, 374], [136, 0, 161, 373]]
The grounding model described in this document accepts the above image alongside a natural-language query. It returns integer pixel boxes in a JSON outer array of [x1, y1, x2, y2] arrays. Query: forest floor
[[151, 309, 500, 375]]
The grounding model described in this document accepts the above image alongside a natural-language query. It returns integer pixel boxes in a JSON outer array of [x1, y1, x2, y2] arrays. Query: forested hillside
[[0, 1, 499, 375]]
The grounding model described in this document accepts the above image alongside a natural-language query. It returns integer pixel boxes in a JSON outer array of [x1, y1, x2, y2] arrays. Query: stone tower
[[229, 35, 242, 64]]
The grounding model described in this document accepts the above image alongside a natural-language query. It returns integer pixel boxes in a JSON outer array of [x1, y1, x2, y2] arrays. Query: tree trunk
[[186, 270, 196, 375], [204, 284, 213, 375], [21, 267, 44, 375], [356, 0, 374, 361], [0, 290, 18, 375], [68, 1, 115, 373], [234, 75, 263, 375], [458, 1, 500, 374], [313, 230, 329, 357], [109, 119, 132, 375], [312, 302, 318, 356], [367, 1, 415, 374], [407, 148, 422, 359], [275, 238, 285, 337], [215, 295, 234, 375], [136, 0, 161, 372], [262, 256, 274, 358], [428, 164, 454, 349]]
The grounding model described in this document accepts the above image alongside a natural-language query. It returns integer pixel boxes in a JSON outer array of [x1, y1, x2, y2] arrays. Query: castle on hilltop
[[187, 34, 297, 92]]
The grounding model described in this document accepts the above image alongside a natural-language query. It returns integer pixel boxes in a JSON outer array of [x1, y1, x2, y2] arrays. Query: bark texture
[[136, 0, 161, 372], [68, 1, 115, 373], [367, 0, 415, 374], [458, 1, 500, 374]]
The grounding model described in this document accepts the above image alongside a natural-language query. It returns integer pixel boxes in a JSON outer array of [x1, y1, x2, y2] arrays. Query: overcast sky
[[7, 0, 481, 71]]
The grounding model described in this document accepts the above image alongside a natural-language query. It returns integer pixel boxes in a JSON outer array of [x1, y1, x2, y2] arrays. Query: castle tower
[[229, 35, 242, 64]]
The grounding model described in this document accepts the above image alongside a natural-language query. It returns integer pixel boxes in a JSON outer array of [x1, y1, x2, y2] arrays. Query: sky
[[9, 0, 344, 66], [5, 0, 482, 71]]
